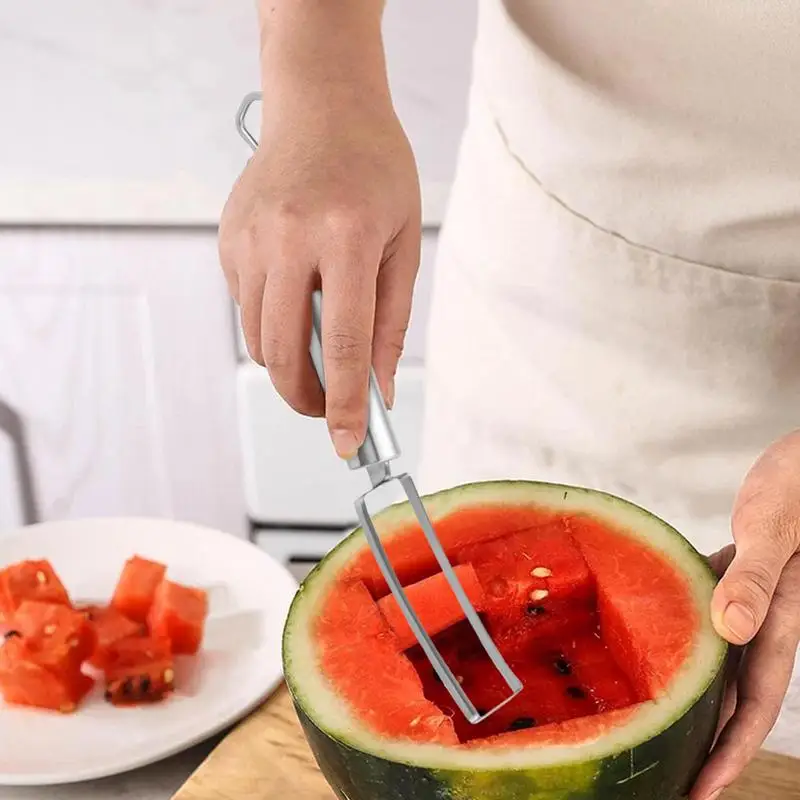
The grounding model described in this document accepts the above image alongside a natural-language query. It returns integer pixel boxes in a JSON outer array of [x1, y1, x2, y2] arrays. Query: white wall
[[0, 0, 477, 225], [0, 230, 247, 536]]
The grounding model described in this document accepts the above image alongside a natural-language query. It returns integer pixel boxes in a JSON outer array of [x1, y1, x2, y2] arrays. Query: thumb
[[711, 531, 795, 646]]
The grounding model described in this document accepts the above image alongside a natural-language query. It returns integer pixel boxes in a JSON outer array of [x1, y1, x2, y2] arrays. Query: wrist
[[258, 0, 390, 109]]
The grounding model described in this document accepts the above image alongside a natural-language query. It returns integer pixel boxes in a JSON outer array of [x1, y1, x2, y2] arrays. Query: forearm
[[257, 0, 391, 109]]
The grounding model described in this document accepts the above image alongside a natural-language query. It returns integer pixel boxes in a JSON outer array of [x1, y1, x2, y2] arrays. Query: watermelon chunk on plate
[[0, 633, 94, 713], [110, 555, 167, 624], [148, 579, 208, 655], [0, 560, 70, 622], [102, 635, 174, 706], [78, 604, 145, 670], [11, 600, 97, 671]]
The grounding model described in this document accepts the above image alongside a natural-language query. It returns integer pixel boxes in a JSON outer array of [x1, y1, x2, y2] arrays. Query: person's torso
[[476, 0, 800, 280], [423, 2, 800, 756]]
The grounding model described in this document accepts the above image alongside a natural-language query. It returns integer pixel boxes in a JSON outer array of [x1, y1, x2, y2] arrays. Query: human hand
[[219, 3, 421, 460], [691, 430, 800, 800]]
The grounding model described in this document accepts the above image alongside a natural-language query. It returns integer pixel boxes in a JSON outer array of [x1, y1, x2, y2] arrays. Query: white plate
[[0, 517, 298, 786]]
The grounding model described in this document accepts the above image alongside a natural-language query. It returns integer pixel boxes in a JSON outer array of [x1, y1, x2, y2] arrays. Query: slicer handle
[[310, 290, 401, 470]]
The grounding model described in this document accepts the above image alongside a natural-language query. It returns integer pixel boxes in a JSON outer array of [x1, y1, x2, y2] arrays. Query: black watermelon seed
[[3, 630, 21, 639], [122, 679, 134, 697], [141, 676, 152, 694], [508, 717, 537, 731], [526, 604, 547, 616], [566, 686, 587, 699], [104, 689, 112, 701], [554, 657, 572, 675]]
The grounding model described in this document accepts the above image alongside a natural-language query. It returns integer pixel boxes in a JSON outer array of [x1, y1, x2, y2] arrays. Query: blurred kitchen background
[[0, 1, 477, 581]]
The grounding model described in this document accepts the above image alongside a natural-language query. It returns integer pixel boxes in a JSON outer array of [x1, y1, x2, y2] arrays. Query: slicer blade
[[356, 471, 523, 724]]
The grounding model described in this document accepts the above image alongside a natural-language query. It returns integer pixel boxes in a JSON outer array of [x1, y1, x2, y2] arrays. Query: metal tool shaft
[[309, 290, 522, 723]]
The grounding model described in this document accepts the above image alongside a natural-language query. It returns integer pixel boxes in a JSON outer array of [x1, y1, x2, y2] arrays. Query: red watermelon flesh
[[339, 506, 568, 596], [147, 579, 208, 656], [12, 601, 97, 671], [78, 604, 145, 670], [314, 506, 698, 746], [455, 525, 594, 629], [0, 633, 95, 713], [0, 560, 71, 622], [316, 581, 457, 745], [566, 515, 698, 698], [377, 564, 486, 651], [111, 555, 167, 624]]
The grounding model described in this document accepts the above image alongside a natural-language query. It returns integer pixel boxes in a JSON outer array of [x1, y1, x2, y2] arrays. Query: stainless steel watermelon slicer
[[235, 92, 523, 723]]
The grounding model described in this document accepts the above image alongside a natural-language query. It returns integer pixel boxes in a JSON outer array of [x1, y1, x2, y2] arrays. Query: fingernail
[[708, 788, 725, 800], [331, 429, 359, 460], [722, 602, 757, 641], [386, 378, 396, 410]]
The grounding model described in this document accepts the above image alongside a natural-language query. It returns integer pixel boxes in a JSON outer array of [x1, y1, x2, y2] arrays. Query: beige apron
[[419, 0, 800, 756]]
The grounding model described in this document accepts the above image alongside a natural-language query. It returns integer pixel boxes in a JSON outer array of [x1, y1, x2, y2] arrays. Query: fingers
[[261, 267, 325, 418], [372, 227, 421, 409], [712, 645, 744, 746], [712, 502, 799, 645], [319, 231, 382, 459], [220, 161, 418, 453], [713, 680, 738, 747], [239, 272, 268, 366], [707, 544, 736, 580], [218, 174, 248, 304], [220, 210, 414, 450], [219, 253, 240, 304], [691, 557, 800, 800]]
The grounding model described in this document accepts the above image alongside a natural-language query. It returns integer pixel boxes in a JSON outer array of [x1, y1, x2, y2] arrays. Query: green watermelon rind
[[294, 667, 725, 800], [282, 480, 728, 798]]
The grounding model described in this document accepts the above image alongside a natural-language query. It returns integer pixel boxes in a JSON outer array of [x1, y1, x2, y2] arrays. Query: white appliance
[[235, 229, 439, 581]]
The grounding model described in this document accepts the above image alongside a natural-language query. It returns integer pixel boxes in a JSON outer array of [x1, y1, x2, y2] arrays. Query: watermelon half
[[283, 481, 728, 800]]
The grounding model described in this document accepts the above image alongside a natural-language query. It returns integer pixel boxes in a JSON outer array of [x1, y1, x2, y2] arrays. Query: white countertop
[[0, 734, 224, 800]]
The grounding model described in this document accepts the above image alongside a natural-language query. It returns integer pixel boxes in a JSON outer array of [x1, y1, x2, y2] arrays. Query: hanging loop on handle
[[235, 91, 262, 151]]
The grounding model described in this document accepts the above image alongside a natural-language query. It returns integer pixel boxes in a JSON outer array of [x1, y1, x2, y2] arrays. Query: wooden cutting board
[[173, 684, 800, 799]]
